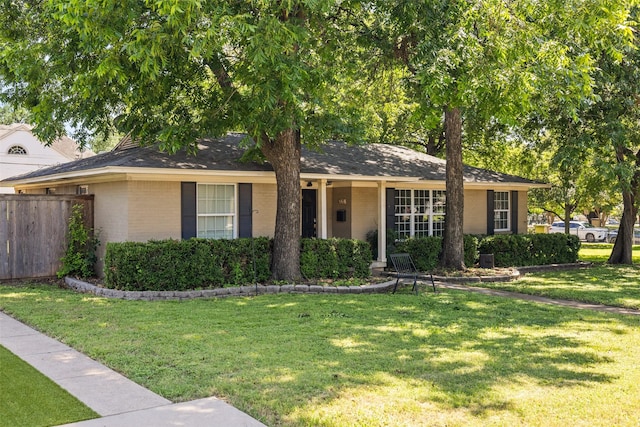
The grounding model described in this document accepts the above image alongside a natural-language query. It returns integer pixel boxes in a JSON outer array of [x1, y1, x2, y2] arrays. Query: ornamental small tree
[[57, 204, 99, 279]]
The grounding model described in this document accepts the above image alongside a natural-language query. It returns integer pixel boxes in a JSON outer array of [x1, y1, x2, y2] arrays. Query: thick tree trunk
[[608, 199, 636, 264], [260, 128, 302, 281], [608, 146, 639, 265], [440, 106, 465, 270]]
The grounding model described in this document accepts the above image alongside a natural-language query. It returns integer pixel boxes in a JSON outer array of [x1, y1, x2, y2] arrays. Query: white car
[[549, 221, 609, 242]]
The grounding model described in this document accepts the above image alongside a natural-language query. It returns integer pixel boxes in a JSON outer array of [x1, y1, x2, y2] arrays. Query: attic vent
[[8, 145, 27, 155]]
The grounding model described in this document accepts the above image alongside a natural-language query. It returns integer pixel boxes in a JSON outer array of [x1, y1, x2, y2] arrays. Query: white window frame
[[196, 183, 237, 239], [394, 189, 446, 239], [494, 191, 510, 232]]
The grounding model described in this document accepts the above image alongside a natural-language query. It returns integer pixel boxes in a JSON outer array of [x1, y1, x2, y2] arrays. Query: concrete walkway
[[437, 282, 640, 316], [0, 311, 266, 427]]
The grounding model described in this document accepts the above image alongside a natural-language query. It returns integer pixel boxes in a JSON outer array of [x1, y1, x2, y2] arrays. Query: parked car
[[549, 221, 609, 242], [607, 228, 640, 244]]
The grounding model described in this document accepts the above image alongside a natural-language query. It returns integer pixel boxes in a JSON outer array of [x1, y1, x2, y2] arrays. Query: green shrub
[[464, 235, 480, 267], [477, 234, 580, 267], [395, 236, 442, 271], [300, 238, 372, 280], [104, 237, 271, 291], [104, 237, 371, 291], [57, 204, 99, 279], [394, 235, 479, 270], [365, 228, 398, 260]]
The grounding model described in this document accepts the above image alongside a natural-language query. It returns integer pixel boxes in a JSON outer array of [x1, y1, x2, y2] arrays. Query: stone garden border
[[64, 262, 592, 301], [64, 277, 398, 301]]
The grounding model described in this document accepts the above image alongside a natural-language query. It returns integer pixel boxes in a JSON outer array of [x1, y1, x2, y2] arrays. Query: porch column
[[377, 180, 387, 265], [319, 179, 328, 239]]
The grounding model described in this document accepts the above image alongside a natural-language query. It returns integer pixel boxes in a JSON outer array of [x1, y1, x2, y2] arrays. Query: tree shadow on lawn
[[270, 294, 616, 411], [500, 264, 640, 309], [129, 291, 636, 425], [2, 285, 637, 426]]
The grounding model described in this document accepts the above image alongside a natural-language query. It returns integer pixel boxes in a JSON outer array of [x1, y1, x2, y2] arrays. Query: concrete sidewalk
[[437, 282, 640, 316], [0, 311, 266, 426]]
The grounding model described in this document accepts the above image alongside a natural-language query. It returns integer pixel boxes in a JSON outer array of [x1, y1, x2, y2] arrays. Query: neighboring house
[[0, 133, 548, 270], [0, 123, 94, 194]]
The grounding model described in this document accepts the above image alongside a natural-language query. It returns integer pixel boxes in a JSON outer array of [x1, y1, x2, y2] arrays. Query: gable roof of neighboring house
[[0, 133, 547, 188], [0, 123, 94, 160]]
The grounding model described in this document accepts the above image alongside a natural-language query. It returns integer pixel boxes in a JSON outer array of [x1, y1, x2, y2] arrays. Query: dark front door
[[302, 189, 317, 238]]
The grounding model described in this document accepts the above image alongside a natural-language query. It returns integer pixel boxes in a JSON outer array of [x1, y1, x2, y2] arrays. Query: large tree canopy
[[1, 1, 637, 277], [0, 1, 366, 280], [586, 18, 640, 264], [367, 0, 634, 269]]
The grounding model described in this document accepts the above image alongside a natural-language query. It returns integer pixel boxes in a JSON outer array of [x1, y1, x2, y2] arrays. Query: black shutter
[[386, 188, 396, 235], [181, 182, 197, 239], [487, 190, 495, 235], [238, 183, 253, 238], [511, 191, 519, 234]]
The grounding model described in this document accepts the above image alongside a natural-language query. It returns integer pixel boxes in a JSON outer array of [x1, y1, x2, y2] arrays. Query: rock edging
[[64, 277, 397, 301], [65, 263, 592, 301]]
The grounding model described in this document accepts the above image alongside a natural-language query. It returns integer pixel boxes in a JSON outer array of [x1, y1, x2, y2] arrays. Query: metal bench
[[388, 253, 436, 294]]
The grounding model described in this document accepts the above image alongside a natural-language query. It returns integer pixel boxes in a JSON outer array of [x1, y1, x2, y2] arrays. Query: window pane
[[198, 216, 234, 239], [433, 191, 446, 214], [395, 189, 446, 238], [197, 184, 235, 239], [494, 211, 509, 230], [413, 190, 428, 237], [395, 189, 411, 239], [494, 191, 509, 230], [198, 184, 235, 214], [432, 215, 446, 237]]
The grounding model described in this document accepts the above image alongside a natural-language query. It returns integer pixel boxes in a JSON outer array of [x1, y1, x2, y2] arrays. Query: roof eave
[[3, 166, 550, 190]]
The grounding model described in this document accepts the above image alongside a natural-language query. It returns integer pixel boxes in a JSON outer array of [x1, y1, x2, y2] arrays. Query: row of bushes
[[478, 234, 581, 267], [102, 233, 579, 291], [103, 237, 371, 291], [390, 233, 580, 269]]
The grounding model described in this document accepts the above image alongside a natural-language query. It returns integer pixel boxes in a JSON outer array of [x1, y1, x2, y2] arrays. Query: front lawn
[[578, 243, 640, 264], [1, 283, 639, 426], [476, 245, 640, 309], [0, 344, 97, 427]]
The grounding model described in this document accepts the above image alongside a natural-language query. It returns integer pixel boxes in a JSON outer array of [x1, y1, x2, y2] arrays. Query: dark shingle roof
[[1, 133, 542, 185]]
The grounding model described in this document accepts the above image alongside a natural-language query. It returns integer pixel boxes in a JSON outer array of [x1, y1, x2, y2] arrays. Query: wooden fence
[[0, 195, 94, 280]]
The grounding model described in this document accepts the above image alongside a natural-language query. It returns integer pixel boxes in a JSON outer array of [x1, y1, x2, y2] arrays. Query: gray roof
[[1, 133, 542, 186]]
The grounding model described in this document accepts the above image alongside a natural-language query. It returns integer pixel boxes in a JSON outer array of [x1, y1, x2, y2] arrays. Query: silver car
[[549, 221, 609, 242]]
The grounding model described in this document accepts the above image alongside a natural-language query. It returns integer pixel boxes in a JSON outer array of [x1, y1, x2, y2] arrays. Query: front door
[[302, 189, 317, 238]]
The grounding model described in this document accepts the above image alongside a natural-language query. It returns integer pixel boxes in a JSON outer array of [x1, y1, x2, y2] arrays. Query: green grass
[[578, 243, 640, 264], [1, 283, 640, 426], [476, 244, 640, 309], [0, 344, 97, 427]]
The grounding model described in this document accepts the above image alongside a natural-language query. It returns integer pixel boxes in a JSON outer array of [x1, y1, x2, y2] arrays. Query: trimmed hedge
[[104, 238, 272, 291], [300, 238, 372, 279], [392, 234, 579, 270], [477, 234, 580, 267], [394, 235, 479, 271], [104, 237, 371, 291]]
